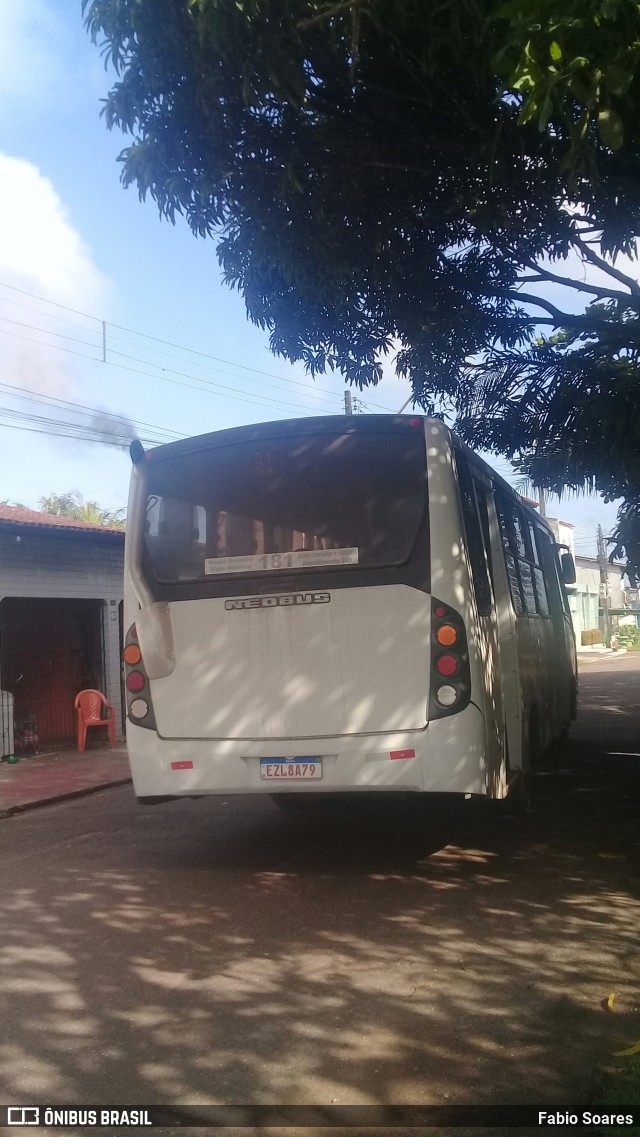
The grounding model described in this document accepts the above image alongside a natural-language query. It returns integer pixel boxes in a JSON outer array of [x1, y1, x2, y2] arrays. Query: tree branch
[[570, 230, 640, 295], [297, 0, 364, 31], [511, 291, 603, 325], [517, 267, 638, 307]]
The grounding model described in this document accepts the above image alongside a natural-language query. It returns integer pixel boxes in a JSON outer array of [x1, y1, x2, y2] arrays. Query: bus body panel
[[146, 586, 431, 740], [480, 482, 576, 772], [123, 414, 576, 804], [127, 702, 486, 798], [425, 422, 507, 794]]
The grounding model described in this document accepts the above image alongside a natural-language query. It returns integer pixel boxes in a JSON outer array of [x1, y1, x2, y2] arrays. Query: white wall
[[546, 517, 575, 557], [0, 527, 124, 737], [571, 556, 625, 642]]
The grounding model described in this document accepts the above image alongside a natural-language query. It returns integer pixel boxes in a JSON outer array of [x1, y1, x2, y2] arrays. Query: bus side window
[[512, 506, 538, 616], [529, 524, 550, 617], [473, 477, 495, 592], [496, 493, 556, 618], [457, 454, 492, 616], [495, 492, 525, 615], [536, 527, 566, 617]]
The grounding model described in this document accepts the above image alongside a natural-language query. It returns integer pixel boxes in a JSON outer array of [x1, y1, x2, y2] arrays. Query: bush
[[618, 625, 640, 649], [581, 628, 603, 646], [592, 1058, 640, 1137]]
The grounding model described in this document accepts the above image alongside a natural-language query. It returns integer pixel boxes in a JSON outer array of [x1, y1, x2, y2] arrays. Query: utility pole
[[344, 390, 353, 415], [537, 487, 546, 517], [597, 524, 611, 646]]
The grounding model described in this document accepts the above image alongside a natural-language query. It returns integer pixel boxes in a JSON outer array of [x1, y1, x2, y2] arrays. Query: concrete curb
[[577, 651, 630, 662], [0, 776, 132, 819]]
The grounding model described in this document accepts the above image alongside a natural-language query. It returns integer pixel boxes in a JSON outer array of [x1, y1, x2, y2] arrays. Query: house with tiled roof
[[0, 506, 124, 755]]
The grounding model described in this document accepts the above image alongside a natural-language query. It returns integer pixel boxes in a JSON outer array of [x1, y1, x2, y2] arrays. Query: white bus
[[123, 415, 576, 812]]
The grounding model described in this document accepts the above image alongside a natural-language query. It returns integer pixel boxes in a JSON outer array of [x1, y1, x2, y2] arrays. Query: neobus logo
[[225, 593, 331, 610]]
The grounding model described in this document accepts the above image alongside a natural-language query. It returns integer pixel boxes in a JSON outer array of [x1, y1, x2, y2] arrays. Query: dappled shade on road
[[0, 658, 638, 1111]]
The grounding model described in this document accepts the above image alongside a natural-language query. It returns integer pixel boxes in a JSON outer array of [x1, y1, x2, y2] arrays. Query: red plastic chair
[[74, 689, 116, 752]]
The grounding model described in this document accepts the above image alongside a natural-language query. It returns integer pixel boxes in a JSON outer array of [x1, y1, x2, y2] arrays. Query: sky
[[0, 0, 625, 559]]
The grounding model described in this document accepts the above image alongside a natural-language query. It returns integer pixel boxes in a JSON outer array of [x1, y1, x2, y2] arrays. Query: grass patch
[[592, 1059, 640, 1136]]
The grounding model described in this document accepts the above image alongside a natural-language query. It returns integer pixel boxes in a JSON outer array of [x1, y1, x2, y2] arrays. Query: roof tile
[[0, 504, 124, 535]]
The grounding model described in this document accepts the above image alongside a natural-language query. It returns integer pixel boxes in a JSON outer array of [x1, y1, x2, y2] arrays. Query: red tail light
[[430, 599, 471, 719], [123, 623, 157, 732]]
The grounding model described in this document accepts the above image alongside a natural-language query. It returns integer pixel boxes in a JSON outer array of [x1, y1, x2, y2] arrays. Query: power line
[[0, 280, 398, 413], [0, 294, 103, 336], [105, 324, 397, 413], [0, 282, 99, 325], [0, 403, 163, 447], [106, 345, 329, 415], [104, 355, 311, 416], [0, 325, 98, 361], [0, 314, 101, 353], [0, 418, 155, 447], [105, 330, 345, 409], [0, 327, 312, 418], [0, 315, 323, 415], [0, 380, 184, 442], [0, 396, 170, 446]]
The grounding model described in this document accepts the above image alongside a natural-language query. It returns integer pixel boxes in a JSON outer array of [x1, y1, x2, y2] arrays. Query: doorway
[[0, 598, 106, 750]]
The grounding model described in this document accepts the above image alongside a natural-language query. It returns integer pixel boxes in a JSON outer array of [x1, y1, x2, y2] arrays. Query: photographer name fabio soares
[[538, 1112, 636, 1126]]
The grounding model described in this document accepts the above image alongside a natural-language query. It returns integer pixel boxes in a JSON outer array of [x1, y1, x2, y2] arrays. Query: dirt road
[[0, 656, 638, 1114]]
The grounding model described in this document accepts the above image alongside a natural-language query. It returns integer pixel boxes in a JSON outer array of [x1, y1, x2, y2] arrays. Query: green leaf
[[567, 56, 590, 72], [570, 75, 594, 104], [537, 89, 553, 129], [605, 63, 635, 96], [519, 98, 538, 124], [512, 73, 536, 91], [550, 40, 562, 62], [598, 106, 624, 148]]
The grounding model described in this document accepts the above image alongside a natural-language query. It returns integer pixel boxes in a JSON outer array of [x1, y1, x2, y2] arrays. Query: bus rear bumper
[[126, 703, 487, 799]]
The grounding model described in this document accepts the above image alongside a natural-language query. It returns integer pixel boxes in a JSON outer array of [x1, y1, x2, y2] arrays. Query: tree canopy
[[84, 0, 640, 575], [39, 491, 126, 529]]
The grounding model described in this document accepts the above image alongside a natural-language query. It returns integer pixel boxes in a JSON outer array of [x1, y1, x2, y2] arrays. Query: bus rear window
[[143, 428, 427, 583]]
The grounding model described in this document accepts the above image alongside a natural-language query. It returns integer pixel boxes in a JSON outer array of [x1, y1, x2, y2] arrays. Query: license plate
[[260, 757, 322, 781]]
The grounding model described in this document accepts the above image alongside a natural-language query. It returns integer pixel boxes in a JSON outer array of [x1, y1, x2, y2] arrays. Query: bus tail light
[[124, 644, 142, 666], [123, 623, 157, 732], [126, 671, 146, 692], [435, 685, 457, 707], [429, 598, 471, 720]]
